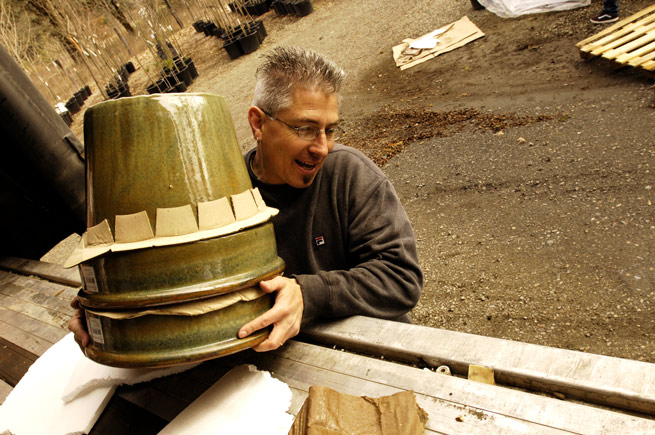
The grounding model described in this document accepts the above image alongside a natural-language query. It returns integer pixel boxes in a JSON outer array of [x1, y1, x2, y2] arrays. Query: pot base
[[82, 293, 273, 367]]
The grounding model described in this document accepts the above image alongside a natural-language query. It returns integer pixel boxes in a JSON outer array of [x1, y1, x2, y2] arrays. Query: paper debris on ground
[[393, 16, 485, 70], [478, 0, 590, 18], [159, 364, 294, 434], [289, 386, 428, 434]]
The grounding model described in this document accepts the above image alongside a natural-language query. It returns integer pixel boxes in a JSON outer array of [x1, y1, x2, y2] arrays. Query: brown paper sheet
[[289, 386, 428, 435], [392, 16, 485, 70]]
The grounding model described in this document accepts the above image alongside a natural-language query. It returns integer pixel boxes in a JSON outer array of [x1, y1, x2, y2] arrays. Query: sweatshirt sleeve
[[295, 160, 423, 326]]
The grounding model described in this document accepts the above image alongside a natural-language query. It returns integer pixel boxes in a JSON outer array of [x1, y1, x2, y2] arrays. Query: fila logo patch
[[315, 236, 325, 246]]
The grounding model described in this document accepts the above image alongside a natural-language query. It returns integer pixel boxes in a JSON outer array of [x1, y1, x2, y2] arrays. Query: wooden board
[[577, 4, 655, 72], [113, 341, 655, 434], [0, 336, 38, 387], [301, 316, 655, 416], [0, 257, 81, 288], [261, 341, 655, 433]]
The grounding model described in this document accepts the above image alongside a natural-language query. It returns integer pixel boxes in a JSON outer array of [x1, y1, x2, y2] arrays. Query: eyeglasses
[[261, 109, 344, 141]]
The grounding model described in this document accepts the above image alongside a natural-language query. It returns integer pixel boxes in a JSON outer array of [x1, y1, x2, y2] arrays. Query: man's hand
[[238, 276, 303, 352], [68, 297, 90, 348]]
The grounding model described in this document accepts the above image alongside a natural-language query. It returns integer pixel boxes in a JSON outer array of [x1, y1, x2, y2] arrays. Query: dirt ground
[[68, 0, 655, 362]]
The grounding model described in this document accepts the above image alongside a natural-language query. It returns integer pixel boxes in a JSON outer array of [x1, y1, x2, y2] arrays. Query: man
[[69, 47, 423, 353], [237, 46, 423, 351]]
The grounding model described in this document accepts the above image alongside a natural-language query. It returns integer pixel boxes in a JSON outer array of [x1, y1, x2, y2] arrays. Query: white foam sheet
[[159, 364, 294, 435], [0, 334, 114, 435], [0, 333, 200, 435], [62, 351, 200, 403]]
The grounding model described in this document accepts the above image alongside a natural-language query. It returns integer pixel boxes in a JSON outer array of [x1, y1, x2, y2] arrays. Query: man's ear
[[248, 106, 265, 141]]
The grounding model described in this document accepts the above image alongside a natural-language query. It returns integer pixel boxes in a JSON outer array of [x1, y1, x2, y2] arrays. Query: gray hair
[[252, 46, 345, 115]]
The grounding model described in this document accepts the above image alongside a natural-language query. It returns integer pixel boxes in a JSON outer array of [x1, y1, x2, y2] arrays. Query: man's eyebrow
[[294, 116, 341, 126]]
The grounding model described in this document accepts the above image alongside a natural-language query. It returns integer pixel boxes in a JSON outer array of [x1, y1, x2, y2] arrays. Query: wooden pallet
[[577, 4, 655, 72]]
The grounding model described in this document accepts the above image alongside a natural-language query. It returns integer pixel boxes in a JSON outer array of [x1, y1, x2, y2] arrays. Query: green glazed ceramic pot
[[80, 93, 284, 307], [84, 93, 252, 223], [78, 222, 284, 308], [83, 292, 273, 368]]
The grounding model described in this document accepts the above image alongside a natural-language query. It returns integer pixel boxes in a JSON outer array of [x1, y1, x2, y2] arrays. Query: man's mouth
[[295, 160, 318, 171]]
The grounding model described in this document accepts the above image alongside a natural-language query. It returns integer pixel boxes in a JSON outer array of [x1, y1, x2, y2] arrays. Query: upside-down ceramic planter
[[73, 93, 285, 366]]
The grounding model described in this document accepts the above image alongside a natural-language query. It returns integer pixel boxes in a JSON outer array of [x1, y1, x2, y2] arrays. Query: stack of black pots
[[229, 0, 272, 16], [192, 19, 267, 61], [63, 84, 93, 117], [221, 21, 267, 60], [146, 57, 199, 94], [105, 61, 136, 100], [271, 0, 313, 16]]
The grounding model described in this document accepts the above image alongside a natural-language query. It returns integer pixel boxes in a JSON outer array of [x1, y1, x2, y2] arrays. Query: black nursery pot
[[66, 97, 80, 113], [74, 91, 84, 105], [294, 0, 313, 16], [237, 31, 260, 55], [184, 58, 199, 79], [175, 66, 193, 87], [146, 83, 160, 94], [223, 38, 243, 60], [59, 110, 73, 126], [156, 78, 172, 93], [271, 0, 283, 14], [282, 0, 295, 14], [175, 81, 187, 92]]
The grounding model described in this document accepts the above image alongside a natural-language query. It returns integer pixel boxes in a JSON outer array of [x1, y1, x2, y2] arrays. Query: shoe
[[590, 11, 618, 24]]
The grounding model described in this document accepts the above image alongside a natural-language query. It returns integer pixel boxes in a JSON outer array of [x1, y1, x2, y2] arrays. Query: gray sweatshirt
[[244, 144, 423, 326]]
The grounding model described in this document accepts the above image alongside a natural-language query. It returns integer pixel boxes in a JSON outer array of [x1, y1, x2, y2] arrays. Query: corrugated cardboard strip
[[393, 16, 485, 70], [64, 187, 277, 268], [289, 386, 428, 434]]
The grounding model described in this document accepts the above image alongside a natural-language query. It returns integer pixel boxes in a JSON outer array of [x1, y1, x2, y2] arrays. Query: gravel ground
[[64, 0, 655, 362]]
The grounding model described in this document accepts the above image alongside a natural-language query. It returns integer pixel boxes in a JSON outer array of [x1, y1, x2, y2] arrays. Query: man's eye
[[298, 126, 318, 134]]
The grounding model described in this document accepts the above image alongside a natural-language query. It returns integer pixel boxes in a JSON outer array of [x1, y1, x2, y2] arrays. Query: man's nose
[[308, 131, 330, 158]]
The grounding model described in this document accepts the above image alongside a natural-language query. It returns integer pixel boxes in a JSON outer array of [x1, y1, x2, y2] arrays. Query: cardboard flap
[[115, 211, 154, 243], [156, 205, 199, 237], [198, 197, 236, 230]]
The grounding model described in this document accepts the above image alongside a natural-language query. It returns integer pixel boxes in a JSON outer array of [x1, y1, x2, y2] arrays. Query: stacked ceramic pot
[[74, 93, 284, 367]]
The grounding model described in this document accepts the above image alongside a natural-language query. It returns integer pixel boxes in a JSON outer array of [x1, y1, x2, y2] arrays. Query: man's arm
[[297, 177, 423, 326]]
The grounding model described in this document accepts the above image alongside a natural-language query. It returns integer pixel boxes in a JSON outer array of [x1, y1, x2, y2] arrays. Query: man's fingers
[[238, 311, 274, 339]]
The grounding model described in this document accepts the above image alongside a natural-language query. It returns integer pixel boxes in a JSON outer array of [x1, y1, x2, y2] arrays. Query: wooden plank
[[0, 281, 76, 317], [0, 257, 82, 288], [257, 341, 655, 434], [301, 316, 655, 416], [0, 307, 68, 345], [618, 39, 655, 64], [0, 293, 71, 330], [0, 336, 38, 386], [629, 48, 655, 66], [576, 5, 655, 47], [0, 320, 53, 356], [588, 19, 655, 55], [603, 29, 655, 59], [0, 379, 12, 405]]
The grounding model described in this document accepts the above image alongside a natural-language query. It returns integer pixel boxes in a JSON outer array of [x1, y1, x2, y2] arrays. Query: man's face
[[256, 87, 339, 188]]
